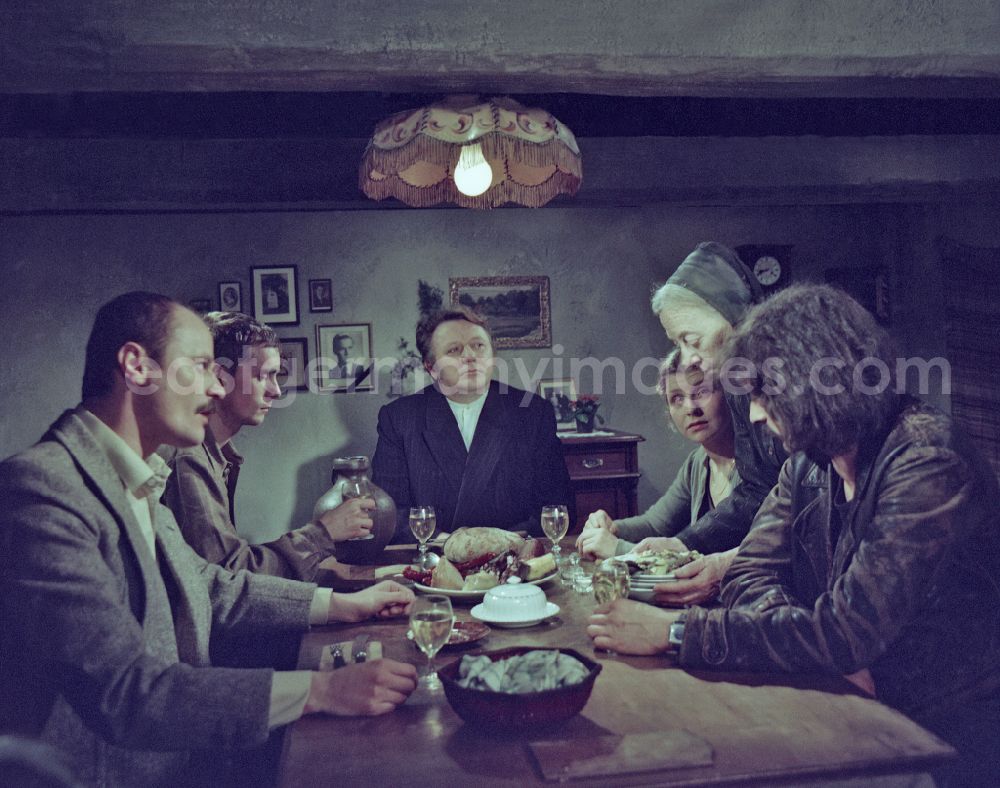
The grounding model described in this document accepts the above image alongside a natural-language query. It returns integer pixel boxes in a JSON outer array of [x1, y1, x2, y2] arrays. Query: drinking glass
[[559, 551, 581, 588], [592, 559, 630, 604], [342, 478, 375, 540], [540, 504, 570, 561], [409, 594, 453, 689], [409, 506, 437, 567], [561, 552, 591, 593], [592, 560, 631, 654], [342, 477, 371, 500]]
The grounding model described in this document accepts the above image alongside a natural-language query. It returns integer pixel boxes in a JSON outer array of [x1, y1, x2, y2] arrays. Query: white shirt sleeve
[[309, 587, 333, 625], [268, 586, 334, 728], [268, 671, 313, 728]]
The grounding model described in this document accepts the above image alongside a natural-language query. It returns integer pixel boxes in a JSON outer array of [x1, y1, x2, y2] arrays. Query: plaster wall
[[4, 202, 994, 543]]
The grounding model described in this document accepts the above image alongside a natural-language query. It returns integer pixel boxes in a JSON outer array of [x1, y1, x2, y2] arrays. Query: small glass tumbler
[[559, 552, 582, 587]]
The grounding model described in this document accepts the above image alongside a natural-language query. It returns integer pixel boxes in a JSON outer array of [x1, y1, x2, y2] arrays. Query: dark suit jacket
[[0, 410, 315, 787], [372, 382, 571, 539]]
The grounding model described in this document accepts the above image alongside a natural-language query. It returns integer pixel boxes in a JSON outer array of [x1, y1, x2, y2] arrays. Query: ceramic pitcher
[[312, 456, 396, 563]]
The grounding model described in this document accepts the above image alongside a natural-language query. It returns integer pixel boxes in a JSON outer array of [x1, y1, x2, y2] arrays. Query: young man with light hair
[[162, 311, 373, 580]]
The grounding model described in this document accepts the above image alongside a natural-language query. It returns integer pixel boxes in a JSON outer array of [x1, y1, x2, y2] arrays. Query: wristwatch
[[667, 614, 687, 653]]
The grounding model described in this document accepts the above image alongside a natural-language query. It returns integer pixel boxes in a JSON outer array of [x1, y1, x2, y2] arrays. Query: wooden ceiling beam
[[3, 1, 1000, 98]]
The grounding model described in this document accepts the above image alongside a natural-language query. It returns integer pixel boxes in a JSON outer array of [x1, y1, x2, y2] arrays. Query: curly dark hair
[[415, 305, 492, 364], [203, 311, 278, 370], [726, 284, 901, 459]]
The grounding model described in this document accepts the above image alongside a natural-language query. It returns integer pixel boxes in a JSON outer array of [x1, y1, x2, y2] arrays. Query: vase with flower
[[388, 337, 426, 397], [571, 395, 604, 433]]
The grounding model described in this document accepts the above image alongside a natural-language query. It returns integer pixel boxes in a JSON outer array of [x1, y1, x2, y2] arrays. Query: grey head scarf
[[664, 241, 762, 326]]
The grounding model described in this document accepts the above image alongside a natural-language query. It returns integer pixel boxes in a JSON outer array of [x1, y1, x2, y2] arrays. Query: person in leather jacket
[[588, 241, 786, 605], [588, 284, 1000, 786]]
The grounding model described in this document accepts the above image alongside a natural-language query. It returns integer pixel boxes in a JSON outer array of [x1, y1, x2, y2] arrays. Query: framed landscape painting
[[448, 275, 551, 349], [250, 265, 299, 325]]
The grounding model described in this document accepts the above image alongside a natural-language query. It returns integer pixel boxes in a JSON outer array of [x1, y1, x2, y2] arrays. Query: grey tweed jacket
[[0, 410, 317, 787]]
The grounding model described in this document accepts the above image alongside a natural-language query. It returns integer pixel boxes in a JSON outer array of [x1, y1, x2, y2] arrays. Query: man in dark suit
[[372, 306, 570, 540], [0, 292, 417, 787]]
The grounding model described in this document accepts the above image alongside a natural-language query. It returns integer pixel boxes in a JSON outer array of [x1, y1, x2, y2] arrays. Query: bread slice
[[430, 556, 463, 590], [519, 553, 556, 581]]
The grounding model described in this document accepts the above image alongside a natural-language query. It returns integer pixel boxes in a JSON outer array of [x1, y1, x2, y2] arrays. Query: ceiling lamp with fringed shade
[[359, 95, 582, 209]]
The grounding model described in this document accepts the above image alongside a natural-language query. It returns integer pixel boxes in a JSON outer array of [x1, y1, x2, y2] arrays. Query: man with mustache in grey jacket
[[0, 292, 417, 787]]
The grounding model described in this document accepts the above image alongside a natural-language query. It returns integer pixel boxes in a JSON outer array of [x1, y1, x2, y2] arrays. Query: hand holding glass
[[409, 594, 453, 689], [540, 504, 570, 561], [341, 478, 374, 539], [592, 560, 630, 655]]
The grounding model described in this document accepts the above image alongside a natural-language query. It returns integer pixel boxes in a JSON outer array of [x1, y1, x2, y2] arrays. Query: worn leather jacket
[[680, 398, 1000, 727], [674, 391, 786, 553]]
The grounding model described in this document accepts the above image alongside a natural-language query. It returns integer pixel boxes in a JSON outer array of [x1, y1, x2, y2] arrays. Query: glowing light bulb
[[453, 142, 493, 197]]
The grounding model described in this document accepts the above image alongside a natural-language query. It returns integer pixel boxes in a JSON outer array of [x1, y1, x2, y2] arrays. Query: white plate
[[469, 601, 560, 627], [614, 552, 685, 579], [629, 587, 656, 602], [629, 574, 677, 585], [614, 550, 651, 564], [413, 571, 558, 599]]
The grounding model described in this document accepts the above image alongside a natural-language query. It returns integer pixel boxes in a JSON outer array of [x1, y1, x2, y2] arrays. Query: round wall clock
[[736, 244, 793, 294], [753, 255, 782, 287]]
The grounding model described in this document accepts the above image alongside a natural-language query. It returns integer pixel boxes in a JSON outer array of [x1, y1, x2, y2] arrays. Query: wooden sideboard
[[558, 428, 644, 531]]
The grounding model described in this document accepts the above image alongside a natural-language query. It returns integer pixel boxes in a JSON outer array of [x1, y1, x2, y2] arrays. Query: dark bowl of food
[[437, 646, 602, 728]]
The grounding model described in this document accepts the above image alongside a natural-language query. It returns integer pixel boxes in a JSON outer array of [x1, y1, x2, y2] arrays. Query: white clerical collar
[[445, 391, 488, 451]]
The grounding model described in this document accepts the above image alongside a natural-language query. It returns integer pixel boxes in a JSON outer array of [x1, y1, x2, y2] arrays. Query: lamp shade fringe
[[359, 96, 582, 209]]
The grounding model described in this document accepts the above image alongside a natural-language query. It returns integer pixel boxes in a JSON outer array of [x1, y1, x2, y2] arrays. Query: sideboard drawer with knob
[[564, 449, 629, 477], [558, 429, 644, 531]]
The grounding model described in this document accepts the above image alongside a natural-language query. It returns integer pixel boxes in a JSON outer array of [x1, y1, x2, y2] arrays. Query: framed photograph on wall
[[218, 281, 242, 312], [449, 275, 551, 349], [277, 337, 309, 392], [309, 278, 333, 312], [538, 377, 578, 431], [250, 265, 299, 324], [315, 323, 373, 392]]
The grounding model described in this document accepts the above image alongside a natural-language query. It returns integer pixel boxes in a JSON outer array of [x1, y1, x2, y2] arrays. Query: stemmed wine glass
[[409, 594, 453, 690], [591, 560, 631, 655], [540, 504, 570, 562], [409, 506, 437, 569], [342, 477, 374, 540]]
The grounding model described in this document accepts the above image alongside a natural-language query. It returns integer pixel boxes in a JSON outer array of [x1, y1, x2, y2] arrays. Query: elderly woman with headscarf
[[582, 241, 786, 605]]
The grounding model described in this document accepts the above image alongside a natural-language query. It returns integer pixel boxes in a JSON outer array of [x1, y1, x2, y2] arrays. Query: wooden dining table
[[278, 546, 953, 787]]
